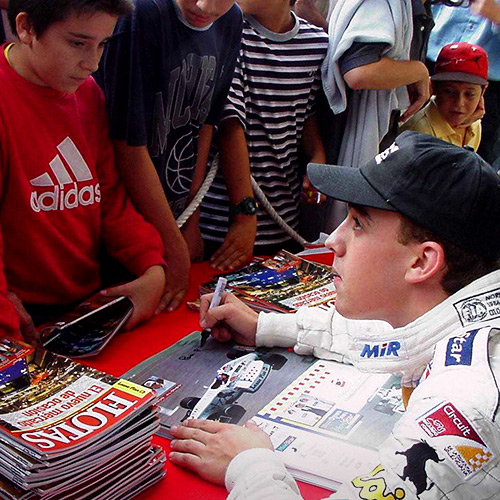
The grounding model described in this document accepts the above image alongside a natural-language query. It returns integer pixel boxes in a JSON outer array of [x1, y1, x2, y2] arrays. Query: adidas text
[[31, 183, 101, 212]]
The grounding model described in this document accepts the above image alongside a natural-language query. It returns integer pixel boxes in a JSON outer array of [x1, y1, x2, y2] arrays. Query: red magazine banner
[[2, 379, 154, 454]]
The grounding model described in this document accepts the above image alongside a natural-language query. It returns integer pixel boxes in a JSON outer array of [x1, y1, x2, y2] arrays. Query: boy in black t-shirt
[[97, 0, 243, 312]]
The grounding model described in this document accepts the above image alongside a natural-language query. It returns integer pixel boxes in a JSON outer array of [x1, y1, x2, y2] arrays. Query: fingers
[[7, 292, 40, 345], [168, 449, 203, 471], [202, 302, 236, 327], [170, 436, 206, 456], [211, 247, 240, 271], [156, 291, 173, 314], [210, 222, 255, 271], [401, 101, 422, 123], [215, 253, 249, 271], [170, 420, 228, 444], [244, 419, 259, 429], [122, 309, 140, 331], [156, 288, 186, 315], [200, 291, 233, 326], [101, 284, 128, 298], [200, 292, 255, 344], [200, 292, 215, 318], [210, 238, 231, 262], [401, 92, 427, 122], [211, 327, 233, 343], [210, 242, 248, 271], [166, 289, 186, 312]]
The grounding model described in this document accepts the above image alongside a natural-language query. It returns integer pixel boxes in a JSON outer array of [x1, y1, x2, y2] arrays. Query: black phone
[[40, 294, 133, 358]]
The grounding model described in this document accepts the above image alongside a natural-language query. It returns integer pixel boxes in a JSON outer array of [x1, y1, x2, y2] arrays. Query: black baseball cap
[[308, 131, 500, 260]]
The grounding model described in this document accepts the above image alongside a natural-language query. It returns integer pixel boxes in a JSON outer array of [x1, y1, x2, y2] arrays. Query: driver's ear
[[405, 241, 446, 285]]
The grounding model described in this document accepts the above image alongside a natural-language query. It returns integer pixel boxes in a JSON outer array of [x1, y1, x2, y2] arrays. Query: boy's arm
[[344, 58, 430, 121], [301, 114, 327, 204], [301, 114, 326, 164], [209, 118, 257, 271], [96, 134, 167, 327], [112, 141, 190, 313], [102, 264, 165, 330], [6, 292, 37, 344], [180, 123, 213, 264]]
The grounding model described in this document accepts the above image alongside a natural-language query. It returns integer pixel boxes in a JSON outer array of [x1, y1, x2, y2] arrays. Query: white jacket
[[225, 269, 500, 499]]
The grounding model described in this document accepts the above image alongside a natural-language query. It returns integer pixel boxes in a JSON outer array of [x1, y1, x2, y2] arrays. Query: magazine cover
[[123, 331, 317, 437], [252, 359, 404, 490], [0, 339, 156, 460], [200, 250, 336, 313], [0, 339, 165, 500]]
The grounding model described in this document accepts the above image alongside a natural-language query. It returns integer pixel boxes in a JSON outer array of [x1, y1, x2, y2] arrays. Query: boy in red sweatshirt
[[0, 0, 166, 342]]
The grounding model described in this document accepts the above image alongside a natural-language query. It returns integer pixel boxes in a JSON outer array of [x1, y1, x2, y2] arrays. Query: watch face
[[241, 198, 258, 215]]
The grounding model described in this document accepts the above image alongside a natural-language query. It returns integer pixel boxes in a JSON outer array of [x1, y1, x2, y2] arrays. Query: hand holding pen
[[200, 277, 228, 347], [199, 282, 260, 346]]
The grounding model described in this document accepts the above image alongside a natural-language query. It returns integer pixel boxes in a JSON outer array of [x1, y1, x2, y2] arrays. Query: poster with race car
[[124, 333, 404, 491], [123, 331, 316, 437]]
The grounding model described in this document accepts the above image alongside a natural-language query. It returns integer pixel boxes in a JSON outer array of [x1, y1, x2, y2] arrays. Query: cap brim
[[307, 163, 396, 211], [431, 72, 488, 85]]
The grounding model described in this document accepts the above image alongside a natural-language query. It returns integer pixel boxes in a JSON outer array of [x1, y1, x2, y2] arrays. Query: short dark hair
[[290, 0, 297, 5], [398, 217, 499, 295], [8, 0, 133, 38]]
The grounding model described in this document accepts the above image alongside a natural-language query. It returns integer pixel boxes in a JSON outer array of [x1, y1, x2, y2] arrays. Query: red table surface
[[84, 252, 334, 500]]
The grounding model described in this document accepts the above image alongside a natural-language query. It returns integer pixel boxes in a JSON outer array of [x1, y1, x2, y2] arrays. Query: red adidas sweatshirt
[[0, 48, 166, 337]]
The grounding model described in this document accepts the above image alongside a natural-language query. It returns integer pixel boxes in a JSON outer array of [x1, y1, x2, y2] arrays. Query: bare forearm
[[218, 118, 254, 204], [344, 59, 429, 90], [209, 118, 257, 270], [190, 124, 214, 200], [112, 141, 185, 252], [301, 114, 326, 163]]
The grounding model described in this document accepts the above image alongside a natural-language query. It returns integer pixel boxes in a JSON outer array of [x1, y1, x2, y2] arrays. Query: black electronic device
[[40, 293, 133, 358]]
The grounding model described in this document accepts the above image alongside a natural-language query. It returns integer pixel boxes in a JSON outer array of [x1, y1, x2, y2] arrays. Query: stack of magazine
[[200, 250, 336, 313], [124, 332, 404, 492], [0, 338, 165, 500]]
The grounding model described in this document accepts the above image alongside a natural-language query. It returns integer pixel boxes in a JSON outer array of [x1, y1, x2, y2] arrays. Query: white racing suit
[[225, 269, 500, 500]]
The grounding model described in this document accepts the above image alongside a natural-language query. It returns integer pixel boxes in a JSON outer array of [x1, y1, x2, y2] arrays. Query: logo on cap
[[432, 42, 488, 85], [375, 143, 399, 165]]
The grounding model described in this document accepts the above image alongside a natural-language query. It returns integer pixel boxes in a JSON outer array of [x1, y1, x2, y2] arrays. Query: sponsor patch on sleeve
[[417, 401, 494, 479], [359, 340, 404, 360], [453, 288, 500, 326], [444, 329, 479, 366]]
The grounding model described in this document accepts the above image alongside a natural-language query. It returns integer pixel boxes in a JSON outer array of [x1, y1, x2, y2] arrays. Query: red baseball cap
[[431, 42, 489, 85]]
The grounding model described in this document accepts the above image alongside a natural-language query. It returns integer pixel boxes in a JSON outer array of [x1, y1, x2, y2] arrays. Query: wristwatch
[[229, 196, 258, 216]]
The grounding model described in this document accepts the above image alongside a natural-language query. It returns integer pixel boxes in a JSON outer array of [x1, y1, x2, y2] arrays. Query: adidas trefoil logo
[[30, 137, 101, 212]]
